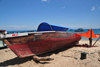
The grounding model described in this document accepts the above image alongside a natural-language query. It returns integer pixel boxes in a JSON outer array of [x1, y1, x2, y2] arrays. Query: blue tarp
[[37, 22, 75, 31]]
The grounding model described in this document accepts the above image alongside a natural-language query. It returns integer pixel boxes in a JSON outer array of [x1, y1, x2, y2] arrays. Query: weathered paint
[[3, 31, 81, 58]]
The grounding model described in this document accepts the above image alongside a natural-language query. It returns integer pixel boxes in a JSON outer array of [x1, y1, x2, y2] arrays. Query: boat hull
[[3, 31, 81, 58]]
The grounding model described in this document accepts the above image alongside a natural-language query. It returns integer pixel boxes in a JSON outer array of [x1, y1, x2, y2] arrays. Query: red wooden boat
[[0, 23, 81, 58]]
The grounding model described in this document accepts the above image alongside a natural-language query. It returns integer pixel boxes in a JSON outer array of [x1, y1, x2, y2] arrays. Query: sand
[[0, 40, 100, 67]]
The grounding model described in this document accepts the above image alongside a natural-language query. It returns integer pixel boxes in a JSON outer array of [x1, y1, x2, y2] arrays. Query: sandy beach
[[0, 40, 100, 67]]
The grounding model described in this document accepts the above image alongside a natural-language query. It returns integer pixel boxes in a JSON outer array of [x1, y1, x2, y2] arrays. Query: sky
[[0, 0, 100, 30]]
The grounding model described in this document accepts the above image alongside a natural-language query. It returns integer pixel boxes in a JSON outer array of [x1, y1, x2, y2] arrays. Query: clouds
[[0, 25, 37, 30], [67, 25, 89, 29], [42, 0, 47, 1], [92, 6, 95, 11], [61, 6, 66, 9], [97, 6, 100, 10], [67, 25, 100, 29], [42, 0, 51, 2], [92, 6, 100, 11], [0, 25, 28, 30], [0, 25, 28, 28]]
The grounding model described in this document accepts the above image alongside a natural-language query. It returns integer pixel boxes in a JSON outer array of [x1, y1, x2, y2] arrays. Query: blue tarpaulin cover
[[37, 22, 75, 31]]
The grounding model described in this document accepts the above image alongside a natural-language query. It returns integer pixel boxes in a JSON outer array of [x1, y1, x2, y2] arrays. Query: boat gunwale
[[0, 31, 56, 38]]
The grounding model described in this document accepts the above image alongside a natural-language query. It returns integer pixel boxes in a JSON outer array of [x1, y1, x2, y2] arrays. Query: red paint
[[8, 34, 81, 58], [12, 34, 18, 36]]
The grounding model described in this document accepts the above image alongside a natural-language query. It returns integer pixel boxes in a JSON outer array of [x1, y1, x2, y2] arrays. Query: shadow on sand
[[0, 57, 32, 66], [0, 46, 7, 50], [0, 46, 73, 66]]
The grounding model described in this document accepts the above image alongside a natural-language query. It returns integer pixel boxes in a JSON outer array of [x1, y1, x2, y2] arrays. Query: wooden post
[[93, 37, 100, 46], [3, 39, 11, 46], [90, 29, 92, 47]]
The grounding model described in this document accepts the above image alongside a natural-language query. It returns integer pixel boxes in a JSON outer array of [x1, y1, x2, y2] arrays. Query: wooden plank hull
[[3, 31, 81, 58]]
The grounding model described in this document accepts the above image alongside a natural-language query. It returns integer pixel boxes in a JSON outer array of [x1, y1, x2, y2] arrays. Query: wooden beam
[[93, 37, 100, 46], [33, 55, 54, 61], [90, 29, 92, 47], [3, 39, 11, 46]]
